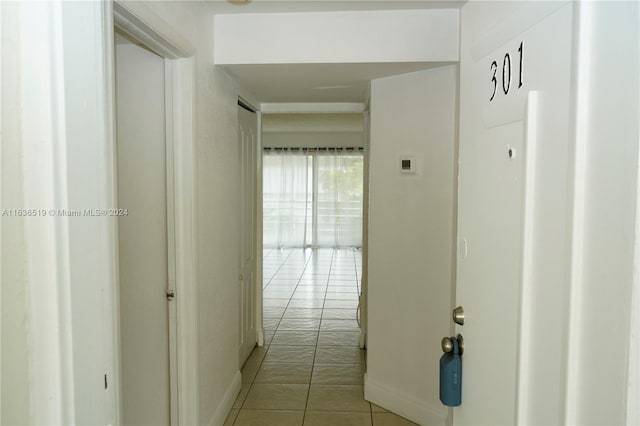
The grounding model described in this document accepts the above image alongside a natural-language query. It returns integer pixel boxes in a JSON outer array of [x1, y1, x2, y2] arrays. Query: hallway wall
[[366, 66, 458, 424], [140, 2, 259, 424]]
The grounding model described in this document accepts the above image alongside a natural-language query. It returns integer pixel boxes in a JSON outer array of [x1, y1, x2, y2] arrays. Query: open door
[[238, 101, 258, 366], [454, 3, 573, 424]]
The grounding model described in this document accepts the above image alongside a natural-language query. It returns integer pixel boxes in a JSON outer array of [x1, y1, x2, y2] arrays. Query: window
[[263, 149, 363, 248]]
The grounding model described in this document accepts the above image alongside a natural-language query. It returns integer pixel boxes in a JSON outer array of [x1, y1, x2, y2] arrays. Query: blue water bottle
[[439, 335, 462, 407]]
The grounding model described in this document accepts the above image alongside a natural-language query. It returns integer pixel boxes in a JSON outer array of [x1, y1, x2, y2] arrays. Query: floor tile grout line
[[301, 248, 334, 425], [234, 249, 301, 425], [239, 249, 365, 425], [277, 248, 314, 334], [265, 248, 315, 423], [262, 248, 296, 292]]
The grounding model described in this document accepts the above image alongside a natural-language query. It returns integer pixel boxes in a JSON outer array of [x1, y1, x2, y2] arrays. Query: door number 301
[[490, 41, 524, 101]]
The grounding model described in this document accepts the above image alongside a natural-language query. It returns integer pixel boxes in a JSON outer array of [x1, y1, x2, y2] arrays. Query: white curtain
[[315, 154, 363, 247], [262, 149, 363, 248], [263, 150, 311, 248]]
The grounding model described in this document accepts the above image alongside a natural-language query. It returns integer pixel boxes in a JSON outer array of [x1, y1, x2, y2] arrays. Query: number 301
[[490, 41, 523, 101]]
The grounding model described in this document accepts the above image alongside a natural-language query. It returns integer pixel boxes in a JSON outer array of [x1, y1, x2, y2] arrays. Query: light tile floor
[[225, 248, 418, 426]]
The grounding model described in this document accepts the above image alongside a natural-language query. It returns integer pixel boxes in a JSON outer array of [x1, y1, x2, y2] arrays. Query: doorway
[[111, 3, 199, 423], [114, 32, 177, 425]]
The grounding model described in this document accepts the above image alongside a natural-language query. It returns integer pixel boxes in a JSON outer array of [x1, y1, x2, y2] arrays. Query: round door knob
[[457, 333, 464, 356], [441, 337, 453, 353]]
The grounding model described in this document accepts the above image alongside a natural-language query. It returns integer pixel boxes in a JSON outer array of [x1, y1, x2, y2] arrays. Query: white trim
[[260, 102, 365, 114], [360, 111, 370, 350], [563, 2, 592, 423], [629, 131, 640, 425], [0, 2, 3, 420], [255, 111, 265, 347], [112, 2, 193, 59], [165, 60, 179, 426], [629, 6, 640, 420], [172, 56, 200, 426], [20, 3, 74, 422], [101, 1, 122, 422], [208, 371, 241, 426], [514, 91, 539, 425], [112, 2, 199, 424], [364, 374, 447, 426]]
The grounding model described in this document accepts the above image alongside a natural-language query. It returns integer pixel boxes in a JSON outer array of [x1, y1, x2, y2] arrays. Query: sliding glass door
[[315, 154, 363, 247], [263, 148, 363, 249]]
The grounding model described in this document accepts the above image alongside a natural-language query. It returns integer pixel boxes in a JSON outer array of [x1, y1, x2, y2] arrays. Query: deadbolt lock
[[452, 306, 465, 326]]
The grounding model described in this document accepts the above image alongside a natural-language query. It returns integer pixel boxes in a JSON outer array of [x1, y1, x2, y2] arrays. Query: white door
[[238, 103, 258, 365], [115, 35, 173, 425], [455, 3, 573, 425]]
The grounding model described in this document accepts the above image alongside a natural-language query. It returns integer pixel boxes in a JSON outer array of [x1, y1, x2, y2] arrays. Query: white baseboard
[[209, 370, 241, 426], [364, 373, 447, 426]]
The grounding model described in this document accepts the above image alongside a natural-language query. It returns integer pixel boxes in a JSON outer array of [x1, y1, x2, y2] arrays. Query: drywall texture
[[366, 66, 457, 424], [142, 2, 251, 423]]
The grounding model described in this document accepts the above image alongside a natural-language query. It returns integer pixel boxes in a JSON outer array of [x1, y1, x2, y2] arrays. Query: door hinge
[[104, 374, 108, 390], [166, 289, 176, 300]]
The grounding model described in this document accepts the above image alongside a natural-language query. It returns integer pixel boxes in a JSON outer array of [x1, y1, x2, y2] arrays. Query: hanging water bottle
[[439, 334, 463, 407]]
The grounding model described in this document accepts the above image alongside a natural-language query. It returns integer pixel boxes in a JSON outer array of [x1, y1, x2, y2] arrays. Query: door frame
[[255, 110, 265, 347], [109, 2, 198, 424]]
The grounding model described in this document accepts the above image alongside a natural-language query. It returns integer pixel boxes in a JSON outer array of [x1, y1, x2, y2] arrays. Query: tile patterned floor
[[225, 248, 418, 426]]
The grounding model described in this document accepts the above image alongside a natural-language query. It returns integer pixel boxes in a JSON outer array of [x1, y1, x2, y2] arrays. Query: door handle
[[442, 334, 464, 355]]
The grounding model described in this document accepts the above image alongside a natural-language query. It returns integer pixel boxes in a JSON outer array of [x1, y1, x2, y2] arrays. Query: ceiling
[[205, 0, 465, 15], [223, 62, 453, 103]]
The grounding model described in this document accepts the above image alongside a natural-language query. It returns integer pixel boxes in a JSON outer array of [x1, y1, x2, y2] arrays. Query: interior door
[[455, 3, 573, 424], [238, 102, 258, 365], [115, 34, 171, 425]]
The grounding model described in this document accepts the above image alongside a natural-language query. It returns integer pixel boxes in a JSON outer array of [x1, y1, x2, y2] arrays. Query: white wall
[[365, 66, 457, 425], [565, 2, 640, 424], [214, 9, 459, 65]]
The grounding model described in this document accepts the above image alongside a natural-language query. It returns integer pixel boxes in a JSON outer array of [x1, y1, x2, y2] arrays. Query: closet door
[[239, 103, 258, 366]]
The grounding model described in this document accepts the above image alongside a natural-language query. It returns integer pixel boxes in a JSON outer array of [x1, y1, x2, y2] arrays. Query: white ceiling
[[205, 0, 465, 15], [223, 62, 453, 103]]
